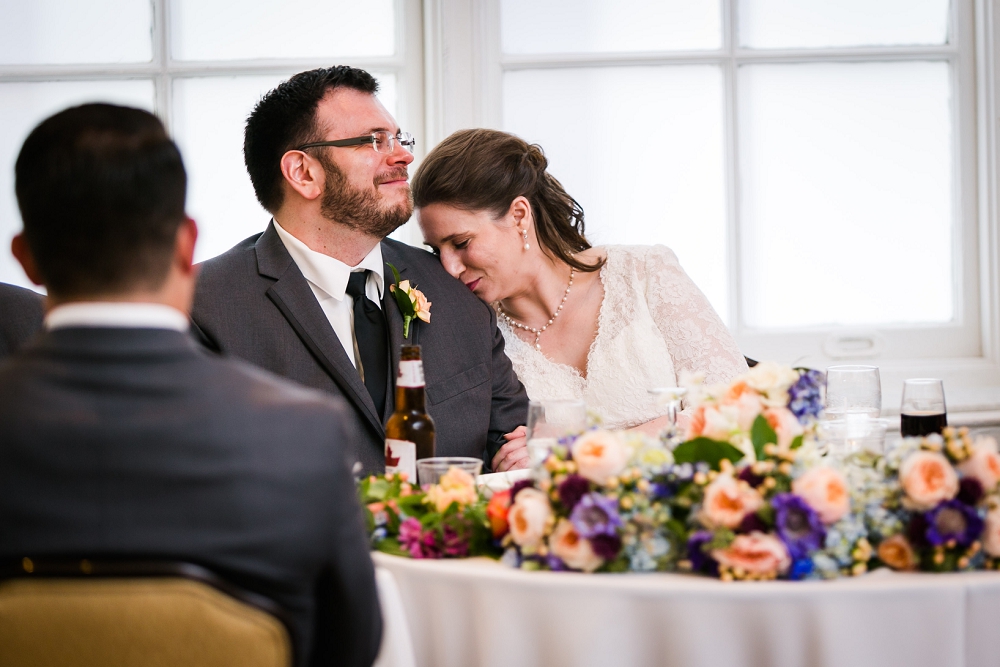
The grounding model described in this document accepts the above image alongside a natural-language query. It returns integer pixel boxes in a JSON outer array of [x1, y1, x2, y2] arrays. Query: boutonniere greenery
[[387, 263, 431, 338]]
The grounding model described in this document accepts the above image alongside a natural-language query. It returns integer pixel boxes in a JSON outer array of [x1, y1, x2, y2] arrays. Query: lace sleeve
[[638, 245, 748, 385]]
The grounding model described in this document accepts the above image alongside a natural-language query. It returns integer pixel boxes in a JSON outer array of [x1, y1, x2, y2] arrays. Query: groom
[[192, 67, 528, 474]]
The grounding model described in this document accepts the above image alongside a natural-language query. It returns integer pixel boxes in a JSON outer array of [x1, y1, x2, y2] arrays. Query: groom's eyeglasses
[[296, 131, 416, 155]]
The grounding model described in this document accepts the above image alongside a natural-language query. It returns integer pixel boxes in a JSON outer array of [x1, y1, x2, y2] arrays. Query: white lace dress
[[498, 245, 748, 430]]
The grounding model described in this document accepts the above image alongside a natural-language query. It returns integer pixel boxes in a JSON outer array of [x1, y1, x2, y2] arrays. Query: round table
[[372, 552, 1000, 667]]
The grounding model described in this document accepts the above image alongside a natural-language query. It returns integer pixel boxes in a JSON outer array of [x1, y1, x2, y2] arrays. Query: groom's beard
[[318, 153, 413, 238]]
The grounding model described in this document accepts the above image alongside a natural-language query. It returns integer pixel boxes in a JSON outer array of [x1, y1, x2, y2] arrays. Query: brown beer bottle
[[385, 345, 435, 481]]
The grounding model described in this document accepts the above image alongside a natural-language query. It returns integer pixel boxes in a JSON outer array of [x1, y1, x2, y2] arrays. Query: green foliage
[[673, 437, 745, 470], [751, 414, 777, 460]]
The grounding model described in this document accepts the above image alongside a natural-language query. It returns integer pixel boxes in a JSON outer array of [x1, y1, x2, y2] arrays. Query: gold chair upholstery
[[0, 559, 292, 667]]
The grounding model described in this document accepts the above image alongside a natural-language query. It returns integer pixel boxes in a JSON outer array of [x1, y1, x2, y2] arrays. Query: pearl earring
[[522, 228, 530, 251]]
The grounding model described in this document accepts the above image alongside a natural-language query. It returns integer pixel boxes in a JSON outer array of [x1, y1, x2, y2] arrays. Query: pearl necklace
[[498, 268, 575, 351]]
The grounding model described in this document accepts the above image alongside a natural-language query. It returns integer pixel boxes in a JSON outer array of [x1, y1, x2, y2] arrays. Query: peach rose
[[982, 507, 1000, 557], [958, 437, 1000, 493], [899, 450, 959, 511], [700, 405, 740, 442], [876, 534, 917, 571], [549, 518, 603, 572], [792, 466, 850, 525], [764, 407, 804, 449], [712, 532, 791, 577], [699, 473, 764, 529], [507, 488, 552, 548], [572, 430, 628, 485], [424, 466, 478, 512]]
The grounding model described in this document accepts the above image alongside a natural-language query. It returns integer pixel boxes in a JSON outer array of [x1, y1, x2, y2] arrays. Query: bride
[[412, 129, 748, 470]]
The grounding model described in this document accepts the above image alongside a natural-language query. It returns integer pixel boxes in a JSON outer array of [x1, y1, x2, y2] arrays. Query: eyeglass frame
[[295, 130, 416, 155]]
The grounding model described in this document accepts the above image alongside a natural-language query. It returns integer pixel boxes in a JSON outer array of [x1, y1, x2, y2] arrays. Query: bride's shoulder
[[598, 244, 681, 272]]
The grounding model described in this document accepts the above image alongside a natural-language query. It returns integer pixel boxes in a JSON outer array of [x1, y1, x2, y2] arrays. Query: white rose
[[508, 488, 552, 548], [742, 362, 800, 407], [572, 430, 628, 485]]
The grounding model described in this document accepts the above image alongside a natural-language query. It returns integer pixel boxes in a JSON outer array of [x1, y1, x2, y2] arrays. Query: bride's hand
[[492, 425, 529, 472], [629, 412, 691, 437]]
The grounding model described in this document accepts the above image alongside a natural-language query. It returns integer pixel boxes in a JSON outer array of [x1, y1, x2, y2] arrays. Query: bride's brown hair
[[411, 129, 605, 273]]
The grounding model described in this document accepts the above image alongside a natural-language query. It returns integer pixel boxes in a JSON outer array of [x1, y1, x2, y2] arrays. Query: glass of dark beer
[[900, 378, 947, 437]]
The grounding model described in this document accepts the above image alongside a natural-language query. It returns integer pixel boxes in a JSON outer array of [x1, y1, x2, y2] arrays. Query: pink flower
[[712, 532, 791, 577], [399, 517, 439, 559], [982, 507, 1000, 557], [507, 488, 552, 548], [792, 467, 850, 525], [764, 407, 804, 448], [721, 382, 765, 431], [549, 518, 603, 572], [958, 437, 1000, 493], [699, 473, 764, 529], [572, 430, 628, 485], [425, 466, 478, 512], [900, 450, 959, 511]]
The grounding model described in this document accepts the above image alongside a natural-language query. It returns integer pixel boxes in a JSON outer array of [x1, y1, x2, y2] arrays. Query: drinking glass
[[416, 457, 483, 487], [900, 378, 947, 437], [825, 365, 881, 419], [648, 387, 688, 441], [818, 418, 890, 456], [526, 399, 587, 467]]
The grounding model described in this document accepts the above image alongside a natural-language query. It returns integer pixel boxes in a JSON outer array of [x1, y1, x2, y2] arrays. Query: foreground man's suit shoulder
[[0, 327, 381, 667], [0, 282, 44, 358], [191, 222, 528, 473]]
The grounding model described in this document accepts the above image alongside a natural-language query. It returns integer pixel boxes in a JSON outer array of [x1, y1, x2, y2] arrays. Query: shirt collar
[[272, 219, 384, 302], [45, 302, 189, 332]]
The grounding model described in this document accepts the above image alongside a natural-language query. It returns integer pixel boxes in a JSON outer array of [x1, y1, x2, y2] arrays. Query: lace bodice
[[498, 245, 748, 430]]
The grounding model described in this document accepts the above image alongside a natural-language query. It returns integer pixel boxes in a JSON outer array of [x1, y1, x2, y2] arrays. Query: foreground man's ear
[[11, 233, 43, 287]]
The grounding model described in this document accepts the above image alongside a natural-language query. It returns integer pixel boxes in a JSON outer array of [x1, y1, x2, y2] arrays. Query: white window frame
[[0, 0, 427, 250], [424, 0, 1000, 421]]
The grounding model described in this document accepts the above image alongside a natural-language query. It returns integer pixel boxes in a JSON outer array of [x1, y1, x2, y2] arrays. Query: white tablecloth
[[372, 552, 1000, 667]]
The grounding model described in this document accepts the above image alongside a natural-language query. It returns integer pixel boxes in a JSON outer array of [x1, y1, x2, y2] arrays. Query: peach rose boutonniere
[[387, 263, 431, 338]]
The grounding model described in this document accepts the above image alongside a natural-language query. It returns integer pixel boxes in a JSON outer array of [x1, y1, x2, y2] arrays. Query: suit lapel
[[256, 222, 385, 438]]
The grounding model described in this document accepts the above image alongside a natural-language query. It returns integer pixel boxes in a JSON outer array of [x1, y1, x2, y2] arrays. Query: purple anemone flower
[[686, 531, 718, 576], [570, 492, 623, 538], [558, 474, 591, 510], [773, 493, 826, 560], [788, 370, 825, 423], [924, 500, 984, 548]]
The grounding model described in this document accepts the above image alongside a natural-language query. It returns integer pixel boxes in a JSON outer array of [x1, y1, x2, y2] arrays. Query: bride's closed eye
[[453, 239, 470, 250]]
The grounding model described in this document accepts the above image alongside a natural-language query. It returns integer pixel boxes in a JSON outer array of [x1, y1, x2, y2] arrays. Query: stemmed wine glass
[[900, 379, 947, 437], [648, 387, 688, 445]]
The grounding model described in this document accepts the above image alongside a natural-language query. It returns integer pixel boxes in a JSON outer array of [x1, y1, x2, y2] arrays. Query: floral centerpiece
[[849, 427, 1000, 572], [359, 468, 496, 559]]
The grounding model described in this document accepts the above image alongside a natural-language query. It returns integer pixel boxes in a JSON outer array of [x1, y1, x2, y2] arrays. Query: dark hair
[[244, 66, 379, 213], [411, 129, 604, 273], [14, 103, 187, 298]]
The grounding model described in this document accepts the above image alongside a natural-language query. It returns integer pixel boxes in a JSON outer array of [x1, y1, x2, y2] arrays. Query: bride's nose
[[439, 247, 465, 279]]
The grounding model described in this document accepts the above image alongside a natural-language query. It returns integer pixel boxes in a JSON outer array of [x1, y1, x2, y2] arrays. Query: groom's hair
[[15, 103, 187, 299], [244, 66, 379, 213]]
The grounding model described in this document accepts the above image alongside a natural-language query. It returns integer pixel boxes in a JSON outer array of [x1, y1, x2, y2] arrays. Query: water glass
[[416, 457, 483, 487], [819, 418, 889, 456], [526, 399, 587, 466], [825, 365, 881, 419], [900, 378, 947, 437]]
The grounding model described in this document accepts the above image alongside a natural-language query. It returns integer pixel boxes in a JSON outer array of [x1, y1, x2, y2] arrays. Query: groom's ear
[[279, 149, 325, 202]]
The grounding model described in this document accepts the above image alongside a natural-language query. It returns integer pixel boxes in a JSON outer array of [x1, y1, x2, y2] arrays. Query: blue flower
[[772, 493, 826, 560], [686, 531, 718, 575], [788, 369, 825, 423], [924, 500, 984, 548], [570, 492, 623, 538], [789, 558, 814, 580]]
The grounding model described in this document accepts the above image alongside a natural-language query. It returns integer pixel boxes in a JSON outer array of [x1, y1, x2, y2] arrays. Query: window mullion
[[723, 0, 742, 333]]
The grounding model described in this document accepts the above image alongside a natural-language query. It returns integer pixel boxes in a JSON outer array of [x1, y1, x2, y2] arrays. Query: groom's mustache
[[375, 169, 409, 186]]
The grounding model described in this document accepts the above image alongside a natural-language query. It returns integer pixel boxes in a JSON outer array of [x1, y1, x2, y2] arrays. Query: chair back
[[0, 558, 292, 667]]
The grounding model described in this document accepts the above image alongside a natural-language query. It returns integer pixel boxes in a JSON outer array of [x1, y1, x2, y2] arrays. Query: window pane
[[0, 0, 152, 64], [738, 61, 952, 329], [739, 0, 950, 49], [172, 74, 398, 264], [503, 66, 729, 321], [171, 0, 394, 61], [0, 80, 155, 288], [501, 0, 721, 54]]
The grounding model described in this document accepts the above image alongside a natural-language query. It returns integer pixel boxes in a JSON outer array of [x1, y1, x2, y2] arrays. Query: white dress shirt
[[45, 302, 189, 332], [272, 219, 385, 369]]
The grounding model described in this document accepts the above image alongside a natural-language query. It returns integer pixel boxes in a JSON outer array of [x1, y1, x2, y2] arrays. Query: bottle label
[[385, 438, 416, 481], [397, 360, 425, 388]]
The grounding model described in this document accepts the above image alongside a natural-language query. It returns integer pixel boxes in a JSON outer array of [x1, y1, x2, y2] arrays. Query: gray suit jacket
[[0, 282, 44, 358], [191, 222, 528, 473], [0, 327, 381, 667]]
